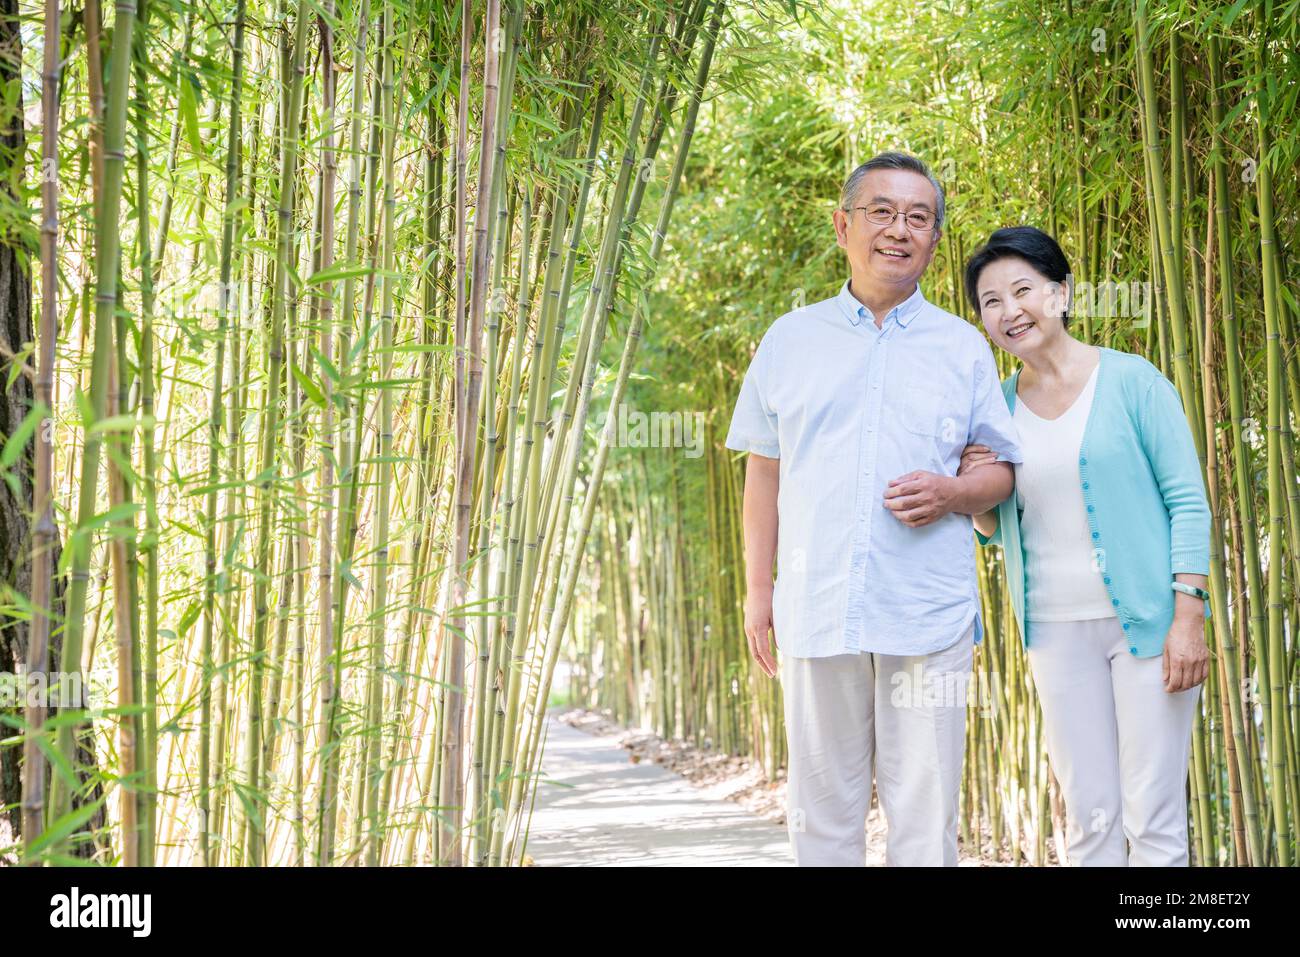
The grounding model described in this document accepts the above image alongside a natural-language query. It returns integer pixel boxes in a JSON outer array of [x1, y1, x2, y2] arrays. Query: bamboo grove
[[0, 0, 761, 865], [566, 0, 1300, 867]]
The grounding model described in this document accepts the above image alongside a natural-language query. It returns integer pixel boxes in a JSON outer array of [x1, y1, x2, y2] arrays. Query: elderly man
[[724, 151, 1022, 866]]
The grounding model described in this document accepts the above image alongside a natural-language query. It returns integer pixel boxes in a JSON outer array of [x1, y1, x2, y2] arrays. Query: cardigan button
[[1103, 577, 1111, 584], [1082, 482, 1089, 490], [1079, 457, 1087, 466], [1091, 532, 1099, 539], [1112, 598, 1119, 606], [1087, 505, 1095, 513], [1122, 623, 1130, 630]]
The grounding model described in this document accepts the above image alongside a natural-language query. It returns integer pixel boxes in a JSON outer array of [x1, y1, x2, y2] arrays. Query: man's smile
[[876, 246, 911, 260]]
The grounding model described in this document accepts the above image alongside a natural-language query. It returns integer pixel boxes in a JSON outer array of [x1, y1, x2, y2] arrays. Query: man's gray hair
[[840, 151, 945, 231]]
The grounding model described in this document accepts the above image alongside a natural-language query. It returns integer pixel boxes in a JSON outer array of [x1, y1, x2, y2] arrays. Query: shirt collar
[[836, 280, 926, 329]]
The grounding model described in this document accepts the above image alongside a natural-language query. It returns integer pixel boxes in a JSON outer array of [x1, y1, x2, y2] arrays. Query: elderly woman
[[960, 225, 1212, 866]]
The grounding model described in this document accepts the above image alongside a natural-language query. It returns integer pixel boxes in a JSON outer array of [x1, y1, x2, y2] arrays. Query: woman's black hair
[[963, 225, 1073, 327]]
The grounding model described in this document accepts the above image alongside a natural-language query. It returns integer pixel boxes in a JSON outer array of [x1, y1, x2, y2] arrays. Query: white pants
[[1026, 617, 1201, 866], [780, 623, 973, 866]]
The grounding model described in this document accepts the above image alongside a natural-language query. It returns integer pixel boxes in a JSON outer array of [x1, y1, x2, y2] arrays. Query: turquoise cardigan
[[976, 347, 1211, 658]]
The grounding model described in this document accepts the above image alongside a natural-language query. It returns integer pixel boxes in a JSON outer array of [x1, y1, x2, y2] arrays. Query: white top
[[1013, 363, 1116, 621]]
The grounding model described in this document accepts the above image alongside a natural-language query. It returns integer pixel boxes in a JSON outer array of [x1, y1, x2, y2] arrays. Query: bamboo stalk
[[442, 0, 501, 867], [1252, 13, 1291, 867], [1207, 31, 1264, 865], [47, 0, 138, 863], [244, 0, 311, 866], [22, 0, 62, 864]]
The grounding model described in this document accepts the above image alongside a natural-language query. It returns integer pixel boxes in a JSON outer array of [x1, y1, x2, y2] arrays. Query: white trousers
[[780, 623, 973, 866], [1026, 617, 1201, 866]]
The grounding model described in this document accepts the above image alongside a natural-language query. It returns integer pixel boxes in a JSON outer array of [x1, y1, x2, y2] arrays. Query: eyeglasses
[[845, 203, 937, 231]]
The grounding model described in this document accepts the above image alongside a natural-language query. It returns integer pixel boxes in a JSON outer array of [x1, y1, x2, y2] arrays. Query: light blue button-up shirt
[[724, 280, 1024, 658]]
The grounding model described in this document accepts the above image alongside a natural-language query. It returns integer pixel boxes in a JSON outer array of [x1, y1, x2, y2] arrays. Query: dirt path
[[523, 710, 794, 867]]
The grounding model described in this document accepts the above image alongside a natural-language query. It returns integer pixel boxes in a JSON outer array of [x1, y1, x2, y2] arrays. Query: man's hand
[[745, 590, 779, 679], [883, 470, 956, 527], [741, 453, 780, 677]]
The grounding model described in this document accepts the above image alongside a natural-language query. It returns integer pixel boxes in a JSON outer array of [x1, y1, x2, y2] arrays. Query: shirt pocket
[[902, 380, 945, 437]]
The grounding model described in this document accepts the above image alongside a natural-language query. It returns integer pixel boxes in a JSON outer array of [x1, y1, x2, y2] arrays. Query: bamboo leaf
[[292, 362, 326, 407], [178, 70, 205, 158], [25, 793, 109, 860], [306, 262, 373, 285], [0, 405, 43, 469], [89, 413, 156, 435]]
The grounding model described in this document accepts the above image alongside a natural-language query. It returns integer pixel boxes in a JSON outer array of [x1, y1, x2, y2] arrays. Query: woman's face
[[974, 256, 1069, 357]]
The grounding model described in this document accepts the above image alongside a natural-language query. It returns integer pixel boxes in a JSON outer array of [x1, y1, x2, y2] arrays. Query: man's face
[[833, 168, 942, 291]]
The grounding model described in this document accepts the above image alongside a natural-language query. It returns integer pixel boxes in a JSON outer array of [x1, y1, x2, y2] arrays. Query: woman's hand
[[958, 443, 999, 477], [1162, 615, 1210, 692], [957, 444, 1004, 539]]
